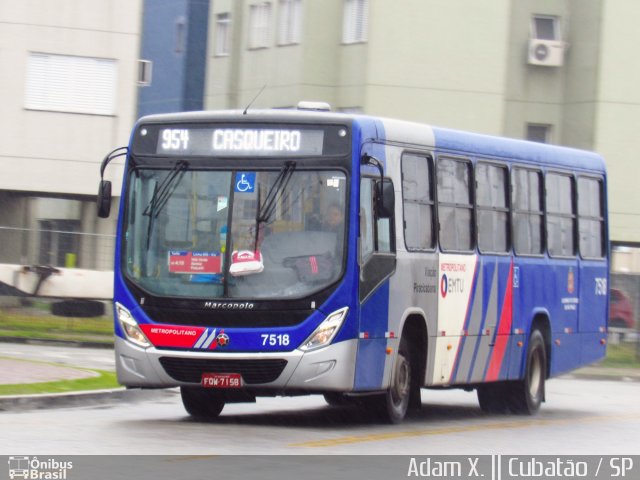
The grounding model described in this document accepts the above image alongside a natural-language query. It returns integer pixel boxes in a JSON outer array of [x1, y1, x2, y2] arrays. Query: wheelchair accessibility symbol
[[235, 172, 256, 193]]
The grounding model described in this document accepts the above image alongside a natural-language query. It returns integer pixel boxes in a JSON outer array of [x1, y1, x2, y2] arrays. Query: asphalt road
[[1, 376, 639, 455]]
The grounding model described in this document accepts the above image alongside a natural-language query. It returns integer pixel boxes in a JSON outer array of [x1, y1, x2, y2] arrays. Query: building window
[[175, 16, 187, 53], [25, 53, 116, 115], [546, 172, 576, 258], [512, 168, 544, 256], [343, 0, 368, 44], [402, 153, 435, 251], [527, 123, 551, 143], [437, 157, 474, 252], [215, 13, 232, 56], [531, 15, 560, 40], [278, 0, 302, 45], [578, 177, 605, 259], [476, 163, 510, 253], [249, 2, 272, 49], [137, 60, 153, 86]]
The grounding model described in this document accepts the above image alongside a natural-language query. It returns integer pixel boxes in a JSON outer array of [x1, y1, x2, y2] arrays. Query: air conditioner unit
[[528, 39, 565, 67]]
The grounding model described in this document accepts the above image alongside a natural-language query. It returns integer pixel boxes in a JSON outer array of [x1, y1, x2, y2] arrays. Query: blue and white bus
[[98, 106, 608, 423]]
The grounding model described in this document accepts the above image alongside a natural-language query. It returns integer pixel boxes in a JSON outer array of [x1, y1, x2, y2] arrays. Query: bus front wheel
[[368, 336, 412, 424], [180, 386, 225, 419]]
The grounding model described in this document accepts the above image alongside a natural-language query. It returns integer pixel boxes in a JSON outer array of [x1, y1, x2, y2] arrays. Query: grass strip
[[0, 329, 113, 344], [0, 369, 119, 396], [0, 312, 112, 335], [601, 342, 640, 368], [0, 310, 113, 344]]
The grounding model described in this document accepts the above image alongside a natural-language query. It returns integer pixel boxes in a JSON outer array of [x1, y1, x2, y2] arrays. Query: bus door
[[576, 176, 608, 364], [545, 172, 580, 373], [509, 166, 545, 379], [354, 175, 396, 390]]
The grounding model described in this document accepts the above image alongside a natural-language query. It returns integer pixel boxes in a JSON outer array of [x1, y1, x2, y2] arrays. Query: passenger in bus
[[322, 202, 345, 274], [322, 202, 344, 233]]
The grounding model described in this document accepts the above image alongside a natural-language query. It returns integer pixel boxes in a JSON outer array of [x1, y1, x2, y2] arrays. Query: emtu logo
[[440, 274, 448, 298]]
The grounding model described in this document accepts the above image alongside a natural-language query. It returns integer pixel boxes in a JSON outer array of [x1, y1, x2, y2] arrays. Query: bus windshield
[[123, 166, 347, 299]]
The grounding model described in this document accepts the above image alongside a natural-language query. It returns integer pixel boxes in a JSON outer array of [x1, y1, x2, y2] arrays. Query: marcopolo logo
[[8, 457, 73, 480]]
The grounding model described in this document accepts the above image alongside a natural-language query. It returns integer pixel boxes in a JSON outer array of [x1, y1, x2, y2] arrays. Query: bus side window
[[512, 167, 544, 255], [360, 177, 395, 262], [546, 172, 576, 257], [360, 179, 374, 262], [577, 176, 605, 259], [376, 217, 392, 252], [437, 156, 474, 252]]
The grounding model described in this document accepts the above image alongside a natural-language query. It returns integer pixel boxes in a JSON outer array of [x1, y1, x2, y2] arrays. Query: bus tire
[[323, 392, 354, 406], [477, 382, 509, 413], [508, 329, 546, 414], [180, 386, 225, 419], [368, 336, 412, 423], [51, 300, 105, 318]]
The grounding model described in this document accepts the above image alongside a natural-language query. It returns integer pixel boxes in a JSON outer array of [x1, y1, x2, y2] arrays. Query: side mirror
[[97, 180, 112, 218], [376, 179, 395, 218]]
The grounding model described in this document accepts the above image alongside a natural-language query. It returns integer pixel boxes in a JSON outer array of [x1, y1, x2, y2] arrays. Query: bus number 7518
[[261, 334, 290, 346]]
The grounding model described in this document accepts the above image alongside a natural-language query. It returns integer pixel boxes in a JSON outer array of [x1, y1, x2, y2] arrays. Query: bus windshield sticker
[[217, 195, 228, 212], [168, 251, 222, 274], [235, 172, 256, 193], [229, 250, 264, 276]]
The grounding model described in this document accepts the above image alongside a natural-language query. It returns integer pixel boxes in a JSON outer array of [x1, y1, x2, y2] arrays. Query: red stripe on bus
[[485, 262, 514, 382]]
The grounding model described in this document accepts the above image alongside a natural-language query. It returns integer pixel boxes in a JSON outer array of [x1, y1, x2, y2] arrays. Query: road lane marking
[[290, 413, 640, 448]]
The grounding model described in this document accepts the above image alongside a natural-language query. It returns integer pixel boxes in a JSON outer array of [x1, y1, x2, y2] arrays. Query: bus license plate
[[201, 373, 242, 388]]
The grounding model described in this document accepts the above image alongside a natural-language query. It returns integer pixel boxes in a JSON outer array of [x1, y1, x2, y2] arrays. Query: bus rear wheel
[[477, 382, 509, 413], [180, 386, 225, 419], [509, 329, 546, 414]]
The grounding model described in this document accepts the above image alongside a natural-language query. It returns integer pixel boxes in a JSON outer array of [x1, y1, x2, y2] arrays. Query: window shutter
[[25, 53, 117, 115]]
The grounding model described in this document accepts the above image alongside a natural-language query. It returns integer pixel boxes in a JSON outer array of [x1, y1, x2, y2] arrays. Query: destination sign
[[155, 127, 324, 157]]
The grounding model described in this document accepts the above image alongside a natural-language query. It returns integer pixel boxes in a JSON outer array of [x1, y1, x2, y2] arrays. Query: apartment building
[[205, 0, 640, 247], [0, 0, 142, 270]]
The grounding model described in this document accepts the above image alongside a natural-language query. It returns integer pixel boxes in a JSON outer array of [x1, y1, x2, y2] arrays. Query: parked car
[[609, 288, 635, 329]]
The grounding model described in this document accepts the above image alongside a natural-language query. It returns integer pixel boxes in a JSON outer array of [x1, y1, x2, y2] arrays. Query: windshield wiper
[[143, 160, 188, 249], [253, 161, 296, 250]]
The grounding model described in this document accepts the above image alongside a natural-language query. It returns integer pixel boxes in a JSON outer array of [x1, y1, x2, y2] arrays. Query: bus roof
[[376, 117, 606, 174], [136, 109, 605, 174]]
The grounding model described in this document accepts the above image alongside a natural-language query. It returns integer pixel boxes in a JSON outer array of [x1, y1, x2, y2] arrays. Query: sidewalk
[[0, 354, 170, 412], [560, 365, 640, 382], [0, 358, 98, 384]]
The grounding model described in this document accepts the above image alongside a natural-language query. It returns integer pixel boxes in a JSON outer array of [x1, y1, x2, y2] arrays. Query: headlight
[[116, 302, 151, 348], [299, 307, 349, 352]]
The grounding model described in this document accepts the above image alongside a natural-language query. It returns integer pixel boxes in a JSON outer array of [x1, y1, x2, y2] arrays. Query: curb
[[561, 371, 640, 383], [0, 387, 177, 412]]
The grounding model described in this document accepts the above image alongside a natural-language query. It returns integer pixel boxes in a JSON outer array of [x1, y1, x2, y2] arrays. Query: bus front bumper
[[115, 336, 358, 393]]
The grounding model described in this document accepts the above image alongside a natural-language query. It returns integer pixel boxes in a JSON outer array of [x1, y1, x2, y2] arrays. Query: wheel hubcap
[[529, 348, 542, 400], [391, 353, 410, 407]]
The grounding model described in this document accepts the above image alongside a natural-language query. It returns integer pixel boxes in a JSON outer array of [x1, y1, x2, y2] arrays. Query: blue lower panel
[[354, 338, 387, 390], [581, 332, 607, 366], [550, 333, 582, 377], [507, 333, 526, 380]]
